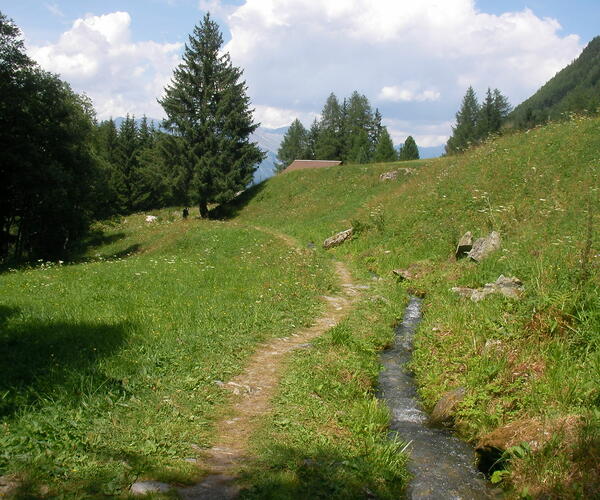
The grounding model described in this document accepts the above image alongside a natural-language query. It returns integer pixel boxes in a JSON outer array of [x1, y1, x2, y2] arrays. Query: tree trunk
[[199, 199, 209, 219]]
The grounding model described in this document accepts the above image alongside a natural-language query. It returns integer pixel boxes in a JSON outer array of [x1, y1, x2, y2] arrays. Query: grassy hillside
[[509, 36, 600, 128], [228, 115, 600, 498], [2, 116, 598, 498], [0, 213, 336, 497]]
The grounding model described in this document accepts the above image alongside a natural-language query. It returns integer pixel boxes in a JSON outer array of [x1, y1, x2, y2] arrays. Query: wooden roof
[[283, 159, 342, 172]]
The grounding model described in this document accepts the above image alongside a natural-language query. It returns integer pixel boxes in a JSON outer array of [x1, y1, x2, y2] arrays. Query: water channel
[[378, 296, 500, 499]]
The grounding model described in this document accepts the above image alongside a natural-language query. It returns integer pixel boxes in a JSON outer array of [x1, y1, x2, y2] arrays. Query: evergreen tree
[[305, 119, 319, 160], [343, 91, 374, 161], [275, 118, 308, 172], [370, 108, 383, 148], [476, 88, 511, 140], [315, 93, 343, 159], [399, 135, 419, 160], [115, 115, 139, 212], [1, 11, 100, 260], [373, 126, 397, 162], [347, 129, 371, 164], [445, 86, 480, 154], [159, 13, 264, 218]]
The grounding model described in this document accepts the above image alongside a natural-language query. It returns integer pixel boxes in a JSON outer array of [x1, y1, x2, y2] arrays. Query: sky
[[2, 0, 598, 148]]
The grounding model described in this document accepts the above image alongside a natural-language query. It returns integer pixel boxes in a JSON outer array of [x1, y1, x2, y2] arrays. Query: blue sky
[[1, 1, 597, 146]]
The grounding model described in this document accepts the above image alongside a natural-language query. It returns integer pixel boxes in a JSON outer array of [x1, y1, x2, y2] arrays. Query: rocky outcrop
[[379, 171, 398, 181], [430, 387, 466, 426], [379, 168, 416, 181], [323, 228, 353, 249], [452, 275, 523, 302], [455, 231, 473, 259], [468, 231, 501, 262]]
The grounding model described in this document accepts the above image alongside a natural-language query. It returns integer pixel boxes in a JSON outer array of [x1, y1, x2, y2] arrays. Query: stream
[[379, 296, 500, 499]]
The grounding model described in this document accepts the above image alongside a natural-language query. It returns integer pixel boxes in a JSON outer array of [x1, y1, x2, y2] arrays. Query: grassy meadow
[[229, 115, 600, 498], [1, 116, 599, 498], [0, 212, 335, 497]]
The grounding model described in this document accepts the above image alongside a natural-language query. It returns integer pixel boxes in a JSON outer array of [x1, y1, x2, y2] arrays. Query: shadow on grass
[[0, 314, 130, 418], [210, 181, 268, 220], [238, 443, 407, 499]]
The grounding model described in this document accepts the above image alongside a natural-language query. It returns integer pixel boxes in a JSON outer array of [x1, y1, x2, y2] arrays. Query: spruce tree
[[159, 13, 264, 218], [343, 91, 374, 161], [445, 86, 480, 154], [315, 93, 343, 160], [275, 118, 308, 172], [399, 135, 419, 160], [373, 126, 397, 162], [305, 119, 319, 160]]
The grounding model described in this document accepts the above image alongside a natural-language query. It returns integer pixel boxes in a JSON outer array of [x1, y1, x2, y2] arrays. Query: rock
[[493, 275, 523, 299], [145, 215, 158, 223], [392, 268, 413, 281], [130, 481, 172, 495], [452, 275, 523, 302], [323, 228, 353, 249], [467, 231, 501, 262], [399, 167, 416, 175], [430, 387, 466, 426], [379, 170, 398, 181], [307, 241, 316, 249], [455, 231, 473, 259]]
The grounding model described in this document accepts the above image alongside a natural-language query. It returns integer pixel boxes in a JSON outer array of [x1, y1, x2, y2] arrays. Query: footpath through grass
[[227, 116, 600, 498], [0, 212, 334, 497]]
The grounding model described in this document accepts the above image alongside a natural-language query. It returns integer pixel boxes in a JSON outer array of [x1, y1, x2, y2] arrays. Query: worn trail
[[177, 229, 361, 499]]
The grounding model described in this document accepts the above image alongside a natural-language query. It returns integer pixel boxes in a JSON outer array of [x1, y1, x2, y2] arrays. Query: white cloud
[[29, 12, 182, 119], [223, 0, 582, 136], [253, 104, 318, 129], [384, 118, 454, 147], [379, 83, 441, 103]]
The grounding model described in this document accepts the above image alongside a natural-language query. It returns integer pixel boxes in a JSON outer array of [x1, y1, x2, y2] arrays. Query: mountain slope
[[230, 116, 600, 498], [509, 36, 600, 128]]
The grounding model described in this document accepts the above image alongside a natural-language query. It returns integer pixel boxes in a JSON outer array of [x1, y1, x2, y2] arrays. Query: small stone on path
[[130, 480, 172, 495]]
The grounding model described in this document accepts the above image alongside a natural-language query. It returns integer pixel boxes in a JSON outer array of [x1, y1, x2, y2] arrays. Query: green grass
[[3, 116, 599, 498], [238, 282, 411, 499], [223, 116, 600, 497], [1, 213, 334, 497]]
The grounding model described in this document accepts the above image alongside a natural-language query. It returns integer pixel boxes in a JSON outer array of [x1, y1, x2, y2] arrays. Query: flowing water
[[379, 297, 500, 499]]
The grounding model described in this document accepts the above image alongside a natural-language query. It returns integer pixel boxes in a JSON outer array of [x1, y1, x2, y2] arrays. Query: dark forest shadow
[[210, 181, 268, 220], [0, 314, 129, 418]]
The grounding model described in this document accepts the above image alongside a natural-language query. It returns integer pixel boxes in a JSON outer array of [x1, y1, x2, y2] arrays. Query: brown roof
[[283, 159, 342, 172]]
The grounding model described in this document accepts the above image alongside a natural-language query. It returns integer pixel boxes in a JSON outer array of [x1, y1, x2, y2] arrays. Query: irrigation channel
[[379, 296, 500, 500]]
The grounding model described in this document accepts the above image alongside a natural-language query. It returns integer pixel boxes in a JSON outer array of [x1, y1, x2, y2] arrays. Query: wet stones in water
[[429, 386, 466, 426], [323, 228, 353, 249]]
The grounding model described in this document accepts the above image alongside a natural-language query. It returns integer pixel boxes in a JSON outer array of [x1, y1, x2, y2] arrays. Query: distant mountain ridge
[[509, 36, 600, 128]]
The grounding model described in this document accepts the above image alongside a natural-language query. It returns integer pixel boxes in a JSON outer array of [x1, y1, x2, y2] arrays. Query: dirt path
[[177, 228, 361, 499]]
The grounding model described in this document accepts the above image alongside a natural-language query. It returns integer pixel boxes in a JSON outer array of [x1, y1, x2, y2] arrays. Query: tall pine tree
[[159, 13, 264, 218], [275, 118, 308, 172], [315, 93, 343, 160], [445, 86, 480, 154], [373, 126, 397, 162], [399, 135, 419, 160]]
